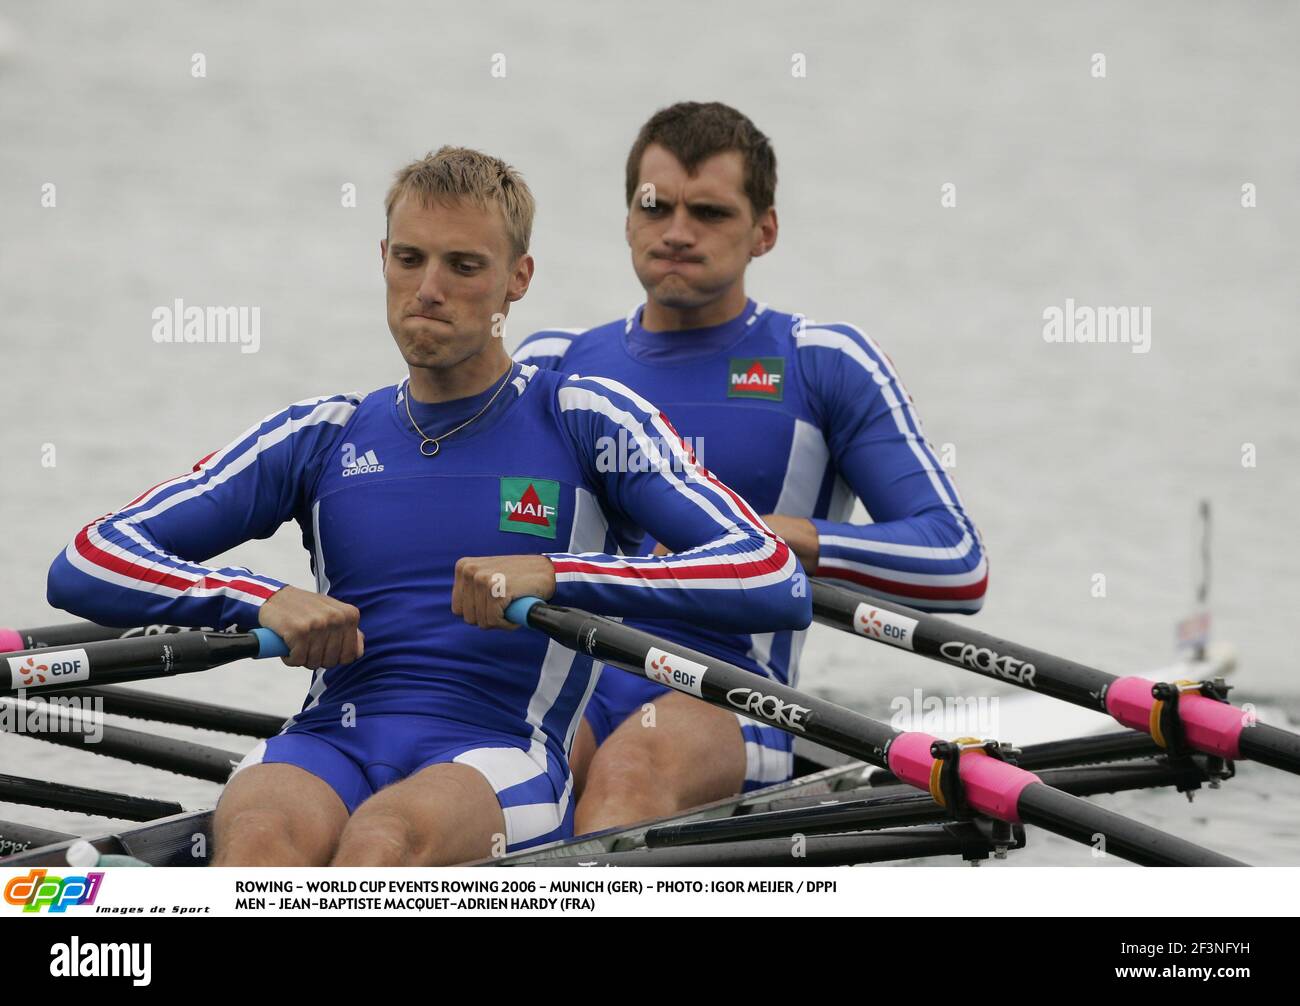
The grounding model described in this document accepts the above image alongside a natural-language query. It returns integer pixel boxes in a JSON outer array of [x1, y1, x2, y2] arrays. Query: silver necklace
[[403, 365, 513, 457]]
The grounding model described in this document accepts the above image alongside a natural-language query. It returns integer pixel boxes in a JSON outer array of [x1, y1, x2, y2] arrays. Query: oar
[[0, 628, 287, 698], [40, 686, 286, 738], [645, 757, 1221, 849], [810, 580, 1300, 777], [503, 597, 1244, 867], [1, 699, 244, 781], [0, 773, 184, 821], [0, 621, 199, 653]]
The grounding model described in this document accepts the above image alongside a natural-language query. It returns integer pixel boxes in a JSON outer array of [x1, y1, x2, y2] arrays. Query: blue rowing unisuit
[[515, 302, 988, 787], [47, 363, 810, 848]]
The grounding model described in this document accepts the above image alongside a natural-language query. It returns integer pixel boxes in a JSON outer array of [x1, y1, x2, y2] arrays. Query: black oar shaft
[[652, 758, 1215, 849], [0, 773, 183, 821], [1, 622, 196, 652], [812, 580, 1300, 778], [1016, 783, 1240, 867], [509, 600, 1245, 867], [0, 629, 280, 698], [525, 602, 897, 759], [1239, 724, 1300, 774], [811, 581, 1112, 707], [498, 826, 1013, 868], [1, 710, 243, 782], [49, 686, 285, 738]]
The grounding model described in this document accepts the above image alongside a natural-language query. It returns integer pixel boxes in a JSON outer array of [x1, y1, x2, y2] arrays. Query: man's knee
[[213, 764, 347, 866], [214, 808, 303, 865], [585, 729, 674, 798], [334, 809, 418, 864]]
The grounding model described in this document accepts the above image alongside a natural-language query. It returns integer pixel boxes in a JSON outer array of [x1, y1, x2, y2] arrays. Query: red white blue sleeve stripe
[[47, 394, 360, 630], [547, 375, 811, 632]]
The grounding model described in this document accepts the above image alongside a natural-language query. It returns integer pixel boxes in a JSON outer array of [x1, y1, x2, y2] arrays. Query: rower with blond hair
[[47, 145, 810, 866]]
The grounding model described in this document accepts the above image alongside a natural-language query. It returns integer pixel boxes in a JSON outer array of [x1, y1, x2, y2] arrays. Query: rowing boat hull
[[0, 759, 867, 868]]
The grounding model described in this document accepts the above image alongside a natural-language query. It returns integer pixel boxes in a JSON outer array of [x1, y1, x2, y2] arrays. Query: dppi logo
[[4, 870, 104, 913]]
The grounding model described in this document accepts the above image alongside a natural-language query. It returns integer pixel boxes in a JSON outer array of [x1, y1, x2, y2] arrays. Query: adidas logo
[[341, 443, 384, 477]]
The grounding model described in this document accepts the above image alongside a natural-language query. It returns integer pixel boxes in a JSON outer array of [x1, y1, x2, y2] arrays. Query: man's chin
[[644, 276, 714, 310], [393, 332, 454, 369]]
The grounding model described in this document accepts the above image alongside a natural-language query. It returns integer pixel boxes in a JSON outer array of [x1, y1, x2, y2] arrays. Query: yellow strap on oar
[[1149, 680, 1201, 748], [928, 737, 987, 807]]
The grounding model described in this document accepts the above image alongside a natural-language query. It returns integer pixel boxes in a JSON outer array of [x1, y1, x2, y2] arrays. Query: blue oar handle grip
[[251, 627, 290, 659], [505, 596, 545, 627]]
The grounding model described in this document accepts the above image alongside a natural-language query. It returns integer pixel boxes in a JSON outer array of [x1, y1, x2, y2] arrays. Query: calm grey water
[[2, 1, 1298, 865]]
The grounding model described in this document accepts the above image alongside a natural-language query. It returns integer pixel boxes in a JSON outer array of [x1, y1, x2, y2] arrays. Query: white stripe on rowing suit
[[842, 322, 982, 523], [453, 747, 561, 847], [130, 396, 359, 516], [510, 362, 538, 396], [827, 474, 855, 523], [115, 519, 282, 595], [817, 553, 989, 588], [819, 529, 981, 562], [513, 337, 576, 362], [797, 326, 978, 562], [291, 499, 334, 722], [554, 380, 790, 590], [66, 524, 272, 609], [519, 485, 613, 834], [572, 374, 781, 540], [745, 630, 776, 681], [786, 627, 809, 690], [70, 397, 358, 602], [772, 419, 829, 518]]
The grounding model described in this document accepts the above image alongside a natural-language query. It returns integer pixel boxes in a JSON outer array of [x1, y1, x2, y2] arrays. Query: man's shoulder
[[512, 315, 630, 367], [787, 316, 895, 372], [248, 390, 369, 431], [756, 311, 904, 411], [739, 305, 869, 354]]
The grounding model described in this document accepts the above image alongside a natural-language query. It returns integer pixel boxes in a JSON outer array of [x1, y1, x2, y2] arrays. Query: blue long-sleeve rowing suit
[[515, 301, 987, 788], [46, 363, 809, 849]]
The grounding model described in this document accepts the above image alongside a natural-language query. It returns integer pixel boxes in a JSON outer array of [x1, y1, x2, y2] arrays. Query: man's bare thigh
[[213, 762, 349, 866], [591, 691, 746, 808], [337, 761, 507, 866]]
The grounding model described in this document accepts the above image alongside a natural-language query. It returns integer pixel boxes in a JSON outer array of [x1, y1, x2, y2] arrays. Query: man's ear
[[506, 254, 535, 303], [379, 238, 388, 273], [752, 207, 778, 258]]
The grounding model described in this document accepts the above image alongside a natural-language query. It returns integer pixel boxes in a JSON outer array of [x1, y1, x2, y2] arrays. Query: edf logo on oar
[[4, 869, 105, 913], [5, 647, 91, 689]]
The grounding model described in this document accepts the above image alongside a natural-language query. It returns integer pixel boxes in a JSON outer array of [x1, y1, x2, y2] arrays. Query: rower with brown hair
[[516, 101, 989, 833]]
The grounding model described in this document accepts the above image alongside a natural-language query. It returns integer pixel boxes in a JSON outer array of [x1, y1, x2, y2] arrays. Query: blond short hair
[[385, 146, 534, 259]]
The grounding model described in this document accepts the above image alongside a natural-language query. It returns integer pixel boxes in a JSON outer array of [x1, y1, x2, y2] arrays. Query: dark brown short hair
[[625, 102, 777, 216]]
